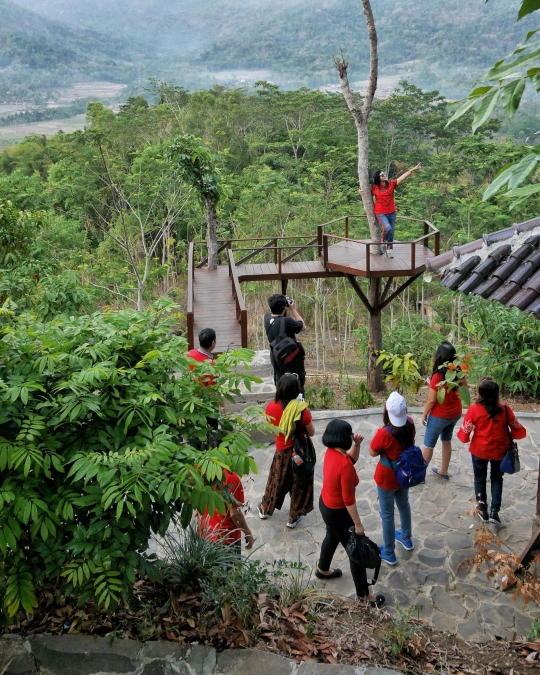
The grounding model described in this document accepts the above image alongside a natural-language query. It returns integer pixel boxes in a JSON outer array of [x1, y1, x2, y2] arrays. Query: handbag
[[500, 405, 521, 475], [346, 529, 381, 585], [291, 421, 316, 480]]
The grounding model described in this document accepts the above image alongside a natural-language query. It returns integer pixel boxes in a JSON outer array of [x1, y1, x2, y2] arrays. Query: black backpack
[[346, 531, 382, 585], [267, 316, 301, 370]]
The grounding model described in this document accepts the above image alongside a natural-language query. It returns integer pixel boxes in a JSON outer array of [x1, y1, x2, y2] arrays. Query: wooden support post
[[434, 230, 440, 256], [278, 247, 282, 276], [379, 273, 422, 311], [317, 225, 323, 257], [366, 243, 371, 276], [273, 238, 277, 264], [323, 235, 328, 268], [281, 279, 288, 295], [345, 275, 373, 314], [345, 216, 349, 239], [380, 276, 393, 304], [411, 241, 416, 271]]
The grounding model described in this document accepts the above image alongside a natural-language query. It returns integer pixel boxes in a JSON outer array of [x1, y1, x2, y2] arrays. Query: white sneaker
[[386, 250, 394, 258], [286, 515, 303, 529]]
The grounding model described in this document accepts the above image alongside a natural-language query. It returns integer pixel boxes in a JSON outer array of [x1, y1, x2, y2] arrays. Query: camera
[[285, 296, 293, 307]]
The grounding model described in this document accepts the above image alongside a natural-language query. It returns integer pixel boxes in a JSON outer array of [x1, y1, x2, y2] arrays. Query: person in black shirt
[[264, 293, 306, 389]]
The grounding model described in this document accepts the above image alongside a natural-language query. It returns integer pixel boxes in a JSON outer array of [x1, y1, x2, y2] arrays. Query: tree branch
[[361, 0, 378, 117]]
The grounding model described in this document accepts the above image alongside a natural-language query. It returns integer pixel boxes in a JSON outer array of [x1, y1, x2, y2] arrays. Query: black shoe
[[477, 507, 489, 523], [489, 509, 503, 525], [359, 593, 386, 608], [315, 566, 343, 580]]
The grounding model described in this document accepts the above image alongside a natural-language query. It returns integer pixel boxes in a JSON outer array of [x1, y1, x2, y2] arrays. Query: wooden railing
[[227, 250, 248, 347], [187, 242, 195, 349]]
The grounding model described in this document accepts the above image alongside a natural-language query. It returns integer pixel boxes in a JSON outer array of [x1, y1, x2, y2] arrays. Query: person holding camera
[[264, 293, 306, 389]]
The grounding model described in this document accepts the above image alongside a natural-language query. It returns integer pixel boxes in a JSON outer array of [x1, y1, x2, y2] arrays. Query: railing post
[[435, 231, 440, 256], [411, 241, 416, 271], [317, 225, 323, 258], [323, 235, 328, 268], [278, 247, 282, 276], [366, 243, 370, 276], [274, 238, 278, 264], [241, 309, 248, 347], [345, 216, 349, 239]]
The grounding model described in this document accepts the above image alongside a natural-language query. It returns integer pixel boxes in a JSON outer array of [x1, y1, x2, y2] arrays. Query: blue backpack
[[381, 426, 427, 489]]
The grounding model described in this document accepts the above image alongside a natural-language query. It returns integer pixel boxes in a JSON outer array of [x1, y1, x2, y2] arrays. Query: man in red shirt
[[359, 164, 421, 257], [187, 328, 219, 442]]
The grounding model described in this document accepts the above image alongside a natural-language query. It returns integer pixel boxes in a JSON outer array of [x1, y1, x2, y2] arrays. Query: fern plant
[[0, 300, 268, 619]]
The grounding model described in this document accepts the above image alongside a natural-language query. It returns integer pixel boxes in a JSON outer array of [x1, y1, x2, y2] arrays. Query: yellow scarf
[[280, 399, 308, 442]]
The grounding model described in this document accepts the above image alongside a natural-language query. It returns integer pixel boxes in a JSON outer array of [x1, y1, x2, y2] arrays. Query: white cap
[[386, 391, 407, 427]]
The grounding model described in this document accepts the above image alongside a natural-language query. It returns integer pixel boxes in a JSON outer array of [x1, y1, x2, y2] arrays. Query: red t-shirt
[[371, 179, 398, 215], [370, 418, 416, 490], [201, 471, 244, 544], [321, 448, 359, 509], [187, 348, 216, 387], [429, 372, 463, 419], [265, 401, 312, 450], [457, 403, 526, 460]]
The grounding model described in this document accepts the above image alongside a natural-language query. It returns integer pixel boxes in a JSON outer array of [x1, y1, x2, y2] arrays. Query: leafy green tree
[[0, 302, 265, 618], [448, 0, 540, 207], [167, 135, 225, 269]]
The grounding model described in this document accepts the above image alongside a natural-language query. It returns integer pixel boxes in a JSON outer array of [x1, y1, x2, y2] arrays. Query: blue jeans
[[471, 454, 503, 512], [377, 485, 412, 556], [376, 212, 396, 244], [423, 415, 460, 449]]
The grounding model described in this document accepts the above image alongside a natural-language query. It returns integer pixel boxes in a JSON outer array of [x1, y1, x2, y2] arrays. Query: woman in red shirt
[[360, 164, 420, 257], [200, 470, 255, 556], [421, 342, 467, 480], [370, 392, 414, 567], [457, 377, 526, 525], [258, 374, 315, 529], [316, 419, 385, 607]]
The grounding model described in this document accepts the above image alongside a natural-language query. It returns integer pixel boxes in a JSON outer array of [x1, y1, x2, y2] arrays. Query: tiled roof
[[425, 216, 540, 319]]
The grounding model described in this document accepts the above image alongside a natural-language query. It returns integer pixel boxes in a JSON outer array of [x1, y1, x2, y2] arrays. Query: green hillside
[[0, 0, 144, 102]]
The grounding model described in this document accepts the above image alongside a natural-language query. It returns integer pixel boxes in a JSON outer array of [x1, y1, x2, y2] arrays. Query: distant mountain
[[4, 0, 536, 101], [0, 0, 145, 102]]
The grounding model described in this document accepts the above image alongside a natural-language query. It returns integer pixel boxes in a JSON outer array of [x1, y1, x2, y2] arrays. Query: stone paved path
[[234, 352, 540, 643]]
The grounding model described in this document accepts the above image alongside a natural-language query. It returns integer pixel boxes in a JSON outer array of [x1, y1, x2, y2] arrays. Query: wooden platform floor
[[326, 240, 434, 277], [193, 267, 243, 353], [236, 260, 341, 282]]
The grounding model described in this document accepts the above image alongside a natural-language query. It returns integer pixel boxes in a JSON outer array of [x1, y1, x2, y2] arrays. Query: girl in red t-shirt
[[317, 418, 385, 607], [370, 392, 415, 567], [457, 377, 526, 525], [359, 164, 420, 257], [421, 342, 467, 480], [258, 374, 315, 529]]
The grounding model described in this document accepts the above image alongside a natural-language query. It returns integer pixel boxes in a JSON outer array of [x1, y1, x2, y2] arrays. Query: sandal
[[315, 566, 343, 580]]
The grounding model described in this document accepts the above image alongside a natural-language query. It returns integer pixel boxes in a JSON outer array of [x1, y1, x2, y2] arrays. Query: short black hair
[[275, 373, 301, 407], [198, 328, 216, 350], [268, 293, 288, 314], [322, 419, 353, 451], [372, 169, 387, 187]]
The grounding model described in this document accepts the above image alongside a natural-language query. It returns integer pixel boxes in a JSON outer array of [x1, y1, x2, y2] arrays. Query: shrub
[[345, 379, 374, 409], [0, 301, 266, 619], [305, 380, 335, 410]]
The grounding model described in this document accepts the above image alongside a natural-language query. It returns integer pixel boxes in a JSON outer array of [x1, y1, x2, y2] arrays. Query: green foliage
[[376, 351, 424, 395], [345, 380, 374, 410], [167, 135, 223, 208], [0, 302, 266, 618], [463, 301, 540, 397], [434, 353, 472, 407], [528, 616, 540, 641], [383, 318, 443, 376], [382, 604, 421, 655], [304, 380, 335, 410]]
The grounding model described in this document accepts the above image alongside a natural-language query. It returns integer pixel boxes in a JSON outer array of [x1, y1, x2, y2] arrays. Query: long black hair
[[372, 169, 388, 187], [275, 373, 301, 409], [477, 377, 502, 419], [432, 341, 457, 376], [383, 407, 415, 447]]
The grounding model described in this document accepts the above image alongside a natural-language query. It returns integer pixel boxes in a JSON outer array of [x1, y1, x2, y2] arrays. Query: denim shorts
[[423, 415, 460, 448]]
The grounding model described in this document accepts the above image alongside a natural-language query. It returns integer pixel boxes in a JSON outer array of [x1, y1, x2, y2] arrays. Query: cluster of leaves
[[0, 301, 268, 619], [304, 379, 336, 410], [462, 300, 540, 398], [435, 354, 472, 406], [376, 351, 424, 396]]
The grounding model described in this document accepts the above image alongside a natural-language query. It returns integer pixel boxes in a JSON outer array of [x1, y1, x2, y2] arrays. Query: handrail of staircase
[[187, 242, 194, 349], [227, 249, 248, 347]]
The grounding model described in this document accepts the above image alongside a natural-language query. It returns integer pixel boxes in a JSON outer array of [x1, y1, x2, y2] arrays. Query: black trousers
[[273, 357, 306, 391], [318, 496, 369, 598]]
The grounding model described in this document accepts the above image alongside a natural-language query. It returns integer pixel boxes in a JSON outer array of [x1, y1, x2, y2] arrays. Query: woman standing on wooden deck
[[257, 373, 315, 529], [359, 164, 421, 257]]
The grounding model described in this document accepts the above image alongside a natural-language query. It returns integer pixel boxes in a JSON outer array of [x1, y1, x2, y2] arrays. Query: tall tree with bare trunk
[[334, 0, 383, 391]]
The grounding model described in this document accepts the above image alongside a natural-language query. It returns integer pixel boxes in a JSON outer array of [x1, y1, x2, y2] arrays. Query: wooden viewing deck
[[187, 215, 439, 351]]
